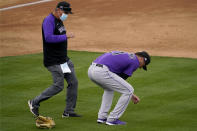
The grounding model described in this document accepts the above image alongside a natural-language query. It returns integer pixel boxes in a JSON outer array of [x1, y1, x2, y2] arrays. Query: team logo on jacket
[[58, 26, 66, 33]]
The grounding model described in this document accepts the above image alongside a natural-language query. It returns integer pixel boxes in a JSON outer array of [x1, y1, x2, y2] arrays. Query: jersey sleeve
[[42, 17, 67, 43]]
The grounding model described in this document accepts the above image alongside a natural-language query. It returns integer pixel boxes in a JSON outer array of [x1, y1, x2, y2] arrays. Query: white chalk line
[[0, 0, 53, 11]]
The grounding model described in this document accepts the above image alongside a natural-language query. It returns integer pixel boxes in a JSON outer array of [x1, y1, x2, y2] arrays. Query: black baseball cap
[[135, 51, 151, 71], [57, 1, 73, 14]]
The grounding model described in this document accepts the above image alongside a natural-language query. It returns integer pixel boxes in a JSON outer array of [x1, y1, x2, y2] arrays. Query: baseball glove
[[35, 115, 55, 129]]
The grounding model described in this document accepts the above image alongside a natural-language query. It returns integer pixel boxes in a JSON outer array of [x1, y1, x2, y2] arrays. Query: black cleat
[[28, 100, 39, 116], [62, 112, 81, 118]]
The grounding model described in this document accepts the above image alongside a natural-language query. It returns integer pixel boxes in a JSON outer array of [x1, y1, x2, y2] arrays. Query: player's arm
[[42, 19, 67, 43]]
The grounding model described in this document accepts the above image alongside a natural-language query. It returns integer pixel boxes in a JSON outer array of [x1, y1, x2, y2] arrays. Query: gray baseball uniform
[[29, 10, 78, 116], [88, 51, 140, 122]]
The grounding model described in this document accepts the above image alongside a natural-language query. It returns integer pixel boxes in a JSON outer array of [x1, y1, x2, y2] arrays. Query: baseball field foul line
[[0, 0, 53, 11]]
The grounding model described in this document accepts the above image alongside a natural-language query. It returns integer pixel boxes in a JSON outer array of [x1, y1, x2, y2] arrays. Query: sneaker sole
[[97, 120, 106, 124], [62, 115, 69, 118], [106, 122, 115, 125], [106, 121, 126, 125]]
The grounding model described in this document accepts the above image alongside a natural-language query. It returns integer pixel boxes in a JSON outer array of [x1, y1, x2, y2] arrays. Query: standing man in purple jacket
[[88, 51, 151, 125], [28, 1, 80, 117]]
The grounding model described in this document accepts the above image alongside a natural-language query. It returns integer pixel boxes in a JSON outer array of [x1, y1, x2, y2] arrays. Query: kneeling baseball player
[[88, 51, 151, 125]]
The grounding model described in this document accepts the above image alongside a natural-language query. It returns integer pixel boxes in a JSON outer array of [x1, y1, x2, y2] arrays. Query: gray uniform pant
[[33, 60, 78, 114], [88, 63, 134, 122]]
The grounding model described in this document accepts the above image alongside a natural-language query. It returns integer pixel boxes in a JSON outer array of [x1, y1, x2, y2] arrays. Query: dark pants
[[33, 60, 78, 113]]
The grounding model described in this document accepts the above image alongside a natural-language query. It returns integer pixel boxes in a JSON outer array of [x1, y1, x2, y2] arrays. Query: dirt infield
[[0, 0, 197, 58]]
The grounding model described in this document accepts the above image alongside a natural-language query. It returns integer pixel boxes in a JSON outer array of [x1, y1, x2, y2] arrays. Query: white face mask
[[60, 13, 68, 21]]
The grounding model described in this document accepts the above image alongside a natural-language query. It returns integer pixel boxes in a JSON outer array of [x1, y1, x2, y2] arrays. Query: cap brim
[[143, 66, 147, 71], [64, 11, 73, 14]]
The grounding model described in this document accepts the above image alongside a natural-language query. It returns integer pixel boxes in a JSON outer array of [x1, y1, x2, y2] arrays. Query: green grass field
[[0, 51, 197, 131]]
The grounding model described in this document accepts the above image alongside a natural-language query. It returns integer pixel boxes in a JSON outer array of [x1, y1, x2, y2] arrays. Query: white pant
[[88, 63, 134, 121]]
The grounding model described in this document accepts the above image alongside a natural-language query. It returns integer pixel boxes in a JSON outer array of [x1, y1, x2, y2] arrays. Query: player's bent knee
[[128, 86, 134, 95], [54, 80, 64, 90]]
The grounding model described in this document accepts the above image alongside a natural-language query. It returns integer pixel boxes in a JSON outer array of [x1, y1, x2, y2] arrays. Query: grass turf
[[0, 50, 197, 131]]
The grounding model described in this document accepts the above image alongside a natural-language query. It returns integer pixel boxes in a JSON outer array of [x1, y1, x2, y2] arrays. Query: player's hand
[[131, 94, 140, 104], [67, 32, 75, 39]]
